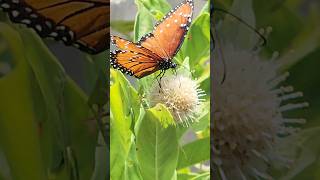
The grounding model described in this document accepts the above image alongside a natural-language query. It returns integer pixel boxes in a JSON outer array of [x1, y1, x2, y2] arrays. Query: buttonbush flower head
[[149, 74, 205, 127], [212, 43, 308, 179]]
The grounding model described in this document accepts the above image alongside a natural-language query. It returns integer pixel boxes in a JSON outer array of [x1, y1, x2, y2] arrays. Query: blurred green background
[[0, 7, 108, 180], [214, 0, 320, 179]]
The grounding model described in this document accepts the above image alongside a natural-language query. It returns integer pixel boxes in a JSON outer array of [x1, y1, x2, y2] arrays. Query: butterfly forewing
[[138, 0, 193, 59], [0, 0, 109, 54], [111, 35, 161, 60]]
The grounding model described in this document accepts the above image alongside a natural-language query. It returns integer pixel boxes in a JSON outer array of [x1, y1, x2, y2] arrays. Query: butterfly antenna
[[211, 5, 226, 83], [214, 8, 267, 47], [210, 29, 215, 52], [212, 23, 227, 84]]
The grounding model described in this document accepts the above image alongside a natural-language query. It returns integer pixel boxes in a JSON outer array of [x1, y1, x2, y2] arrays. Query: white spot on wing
[[11, 10, 19, 17], [50, 32, 58, 37], [68, 31, 74, 39], [1, 3, 10, 9], [21, 19, 31, 24], [45, 21, 52, 28], [30, 14, 38, 18], [35, 24, 42, 31], [25, 7, 32, 13], [56, 26, 65, 30]]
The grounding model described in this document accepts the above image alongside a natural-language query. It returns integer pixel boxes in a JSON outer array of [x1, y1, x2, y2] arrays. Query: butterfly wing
[[110, 50, 160, 79], [111, 35, 160, 60], [138, 0, 193, 59], [111, 36, 163, 78], [0, 0, 109, 54]]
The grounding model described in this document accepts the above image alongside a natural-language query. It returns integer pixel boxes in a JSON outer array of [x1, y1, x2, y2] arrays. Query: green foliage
[[136, 104, 178, 180], [110, 21, 135, 39], [110, 0, 210, 179], [177, 137, 210, 169], [0, 18, 107, 180]]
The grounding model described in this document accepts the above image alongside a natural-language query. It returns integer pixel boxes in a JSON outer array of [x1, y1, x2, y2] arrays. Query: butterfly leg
[[156, 76, 161, 89], [156, 70, 164, 89], [159, 70, 166, 84]]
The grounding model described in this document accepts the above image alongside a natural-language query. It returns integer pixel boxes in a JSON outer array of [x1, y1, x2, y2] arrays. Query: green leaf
[[87, 53, 108, 107], [253, 0, 303, 53], [191, 101, 210, 132], [191, 172, 210, 180], [87, 70, 108, 107], [177, 137, 210, 169], [177, 173, 196, 180], [284, 48, 320, 126], [179, 12, 210, 71], [62, 78, 98, 179], [91, 134, 108, 180], [136, 104, 178, 180], [124, 142, 143, 180], [111, 70, 140, 124], [136, 0, 171, 18], [134, 1, 154, 42], [110, 70, 136, 179], [18, 28, 68, 176], [217, 0, 260, 50], [111, 20, 135, 38], [0, 149, 10, 180], [278, 15, 320, 71], [18, 27, 97, 179], [276, 127, 320, 179], [0, 22, 47, 180], [110, 97, 131, 179]]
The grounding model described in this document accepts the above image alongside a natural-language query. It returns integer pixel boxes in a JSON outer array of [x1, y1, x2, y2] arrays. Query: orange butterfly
[[0, 0, 109, 54], [110, 0, 193, 78]]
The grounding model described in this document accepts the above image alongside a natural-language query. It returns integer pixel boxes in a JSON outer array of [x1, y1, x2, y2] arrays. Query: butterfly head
[[171, 62, 177, 69]]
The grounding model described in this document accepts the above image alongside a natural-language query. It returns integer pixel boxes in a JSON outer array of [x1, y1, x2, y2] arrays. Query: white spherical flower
[[212, 44, 308, 179], [149, 75, 205, 127]]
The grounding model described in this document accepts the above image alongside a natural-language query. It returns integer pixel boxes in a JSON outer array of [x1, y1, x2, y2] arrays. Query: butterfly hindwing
[[0, 0, 109, 54], [110, 50, 160, 79], [138, 0, 193, 59]]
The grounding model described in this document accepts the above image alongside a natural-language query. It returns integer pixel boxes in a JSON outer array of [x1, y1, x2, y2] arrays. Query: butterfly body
[[110, 0, 193, 79], [158, 60, 177, 71]]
